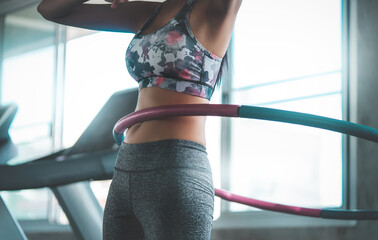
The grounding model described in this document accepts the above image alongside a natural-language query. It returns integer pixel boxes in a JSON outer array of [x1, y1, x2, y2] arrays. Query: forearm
[[37, 0, 89, 19]]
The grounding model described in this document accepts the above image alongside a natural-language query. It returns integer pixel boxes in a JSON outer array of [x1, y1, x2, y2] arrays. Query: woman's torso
[[125, 87, 209, 146], [125, 0, 239, 146], [125, 0, 212, 146]]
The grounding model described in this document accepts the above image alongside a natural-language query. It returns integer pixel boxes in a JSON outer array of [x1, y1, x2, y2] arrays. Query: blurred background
[[0, 0, 377, 239]]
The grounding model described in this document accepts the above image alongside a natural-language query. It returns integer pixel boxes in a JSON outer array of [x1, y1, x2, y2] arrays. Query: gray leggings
[[103, 139, 214, 240]]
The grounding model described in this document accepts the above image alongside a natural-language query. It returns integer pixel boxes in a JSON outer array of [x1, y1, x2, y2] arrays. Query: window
[[62, 30, 136, 147], [220, 0, 344, 218], [1, 0, 345, 230], [1, 5, 56, 221], [63, 29, 137, 207]]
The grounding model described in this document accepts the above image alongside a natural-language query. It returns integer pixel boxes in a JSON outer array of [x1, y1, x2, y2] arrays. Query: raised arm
[[191, 0, 243, 57], [37, 0, 161, 33], [209, 0, 243, 15]]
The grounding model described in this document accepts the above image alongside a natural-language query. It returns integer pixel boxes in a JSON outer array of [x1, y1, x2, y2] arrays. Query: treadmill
[[0, 88, 138, 240]]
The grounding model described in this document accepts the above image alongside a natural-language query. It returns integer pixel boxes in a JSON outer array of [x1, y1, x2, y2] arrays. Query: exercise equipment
[[0, 88, 138, 240], [113, 103, 378, 220], [0, 103, 27, 240]]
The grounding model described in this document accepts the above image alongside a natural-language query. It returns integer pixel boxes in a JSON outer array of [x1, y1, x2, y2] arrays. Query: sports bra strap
[[136, 3, 163, 35], [186, 0, 198, 11], [137, 0, 199, 35], [176, 0, 198, 20]]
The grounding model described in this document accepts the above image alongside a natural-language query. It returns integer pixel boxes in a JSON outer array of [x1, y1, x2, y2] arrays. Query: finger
[[111, 0, 129, 8], [111, 0, 119, 8]]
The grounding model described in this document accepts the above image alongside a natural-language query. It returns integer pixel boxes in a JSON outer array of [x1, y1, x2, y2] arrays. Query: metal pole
[[0, 195, 28, 240]]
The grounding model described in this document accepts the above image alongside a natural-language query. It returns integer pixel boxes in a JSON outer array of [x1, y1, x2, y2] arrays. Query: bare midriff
[[124, 87, 209, 146]]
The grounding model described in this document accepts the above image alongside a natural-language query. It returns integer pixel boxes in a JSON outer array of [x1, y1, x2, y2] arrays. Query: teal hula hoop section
[[238, 105, 378, 143]]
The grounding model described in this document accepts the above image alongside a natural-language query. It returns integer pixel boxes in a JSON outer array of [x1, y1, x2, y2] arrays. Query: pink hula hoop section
[[113, 104, 378, 220]]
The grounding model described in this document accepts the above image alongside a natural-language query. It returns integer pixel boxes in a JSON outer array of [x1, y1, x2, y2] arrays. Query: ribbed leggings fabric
[[103, 139, 214, 240]]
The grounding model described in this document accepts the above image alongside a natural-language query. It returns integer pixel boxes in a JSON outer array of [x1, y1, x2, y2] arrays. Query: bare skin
[[38, 0, 242, 146]]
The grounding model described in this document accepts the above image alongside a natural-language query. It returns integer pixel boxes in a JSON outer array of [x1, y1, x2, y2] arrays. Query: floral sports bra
[[126, 0, 223, 100]]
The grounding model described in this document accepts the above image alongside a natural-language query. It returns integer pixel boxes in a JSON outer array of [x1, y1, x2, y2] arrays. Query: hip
[[115, 138, 211, 172], [124, 116, 207, 146]]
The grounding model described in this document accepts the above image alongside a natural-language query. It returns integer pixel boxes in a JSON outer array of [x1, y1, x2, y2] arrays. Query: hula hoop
[[113, 104, 378, 220]]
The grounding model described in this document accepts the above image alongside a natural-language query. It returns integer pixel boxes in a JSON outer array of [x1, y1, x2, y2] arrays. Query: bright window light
[[229, 0, 343, 212], [63, 31, 137, 147]]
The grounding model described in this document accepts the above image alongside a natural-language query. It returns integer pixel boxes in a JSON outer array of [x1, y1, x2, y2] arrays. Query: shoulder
[[204, 0, 243, 18], [193, 0, 242, 29], [189, 0, 242, 57], [122, 1, 163, 33], [108, 1, 163, 33]]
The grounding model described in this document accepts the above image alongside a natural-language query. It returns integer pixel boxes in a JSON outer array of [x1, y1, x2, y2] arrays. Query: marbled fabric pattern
[[126, 0, 222, 100]]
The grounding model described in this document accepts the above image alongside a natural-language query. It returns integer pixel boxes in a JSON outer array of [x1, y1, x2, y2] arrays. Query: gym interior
[[0, 0, 377, 239]]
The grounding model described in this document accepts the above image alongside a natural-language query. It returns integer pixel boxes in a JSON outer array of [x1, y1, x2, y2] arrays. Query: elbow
[[37, 3, 63, 20], [37, 4, 54, 20]]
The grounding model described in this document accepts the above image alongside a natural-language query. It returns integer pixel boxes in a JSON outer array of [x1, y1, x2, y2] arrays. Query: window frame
[[0, 2, 64, 223], [213, 0, 356, 228]]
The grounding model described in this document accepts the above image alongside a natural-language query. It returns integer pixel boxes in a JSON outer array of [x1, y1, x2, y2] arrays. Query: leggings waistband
[[115, 139, 210, 172]]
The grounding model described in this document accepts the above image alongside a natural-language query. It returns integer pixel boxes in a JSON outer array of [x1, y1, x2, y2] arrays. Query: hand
[[105, 0, 129, 8]]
